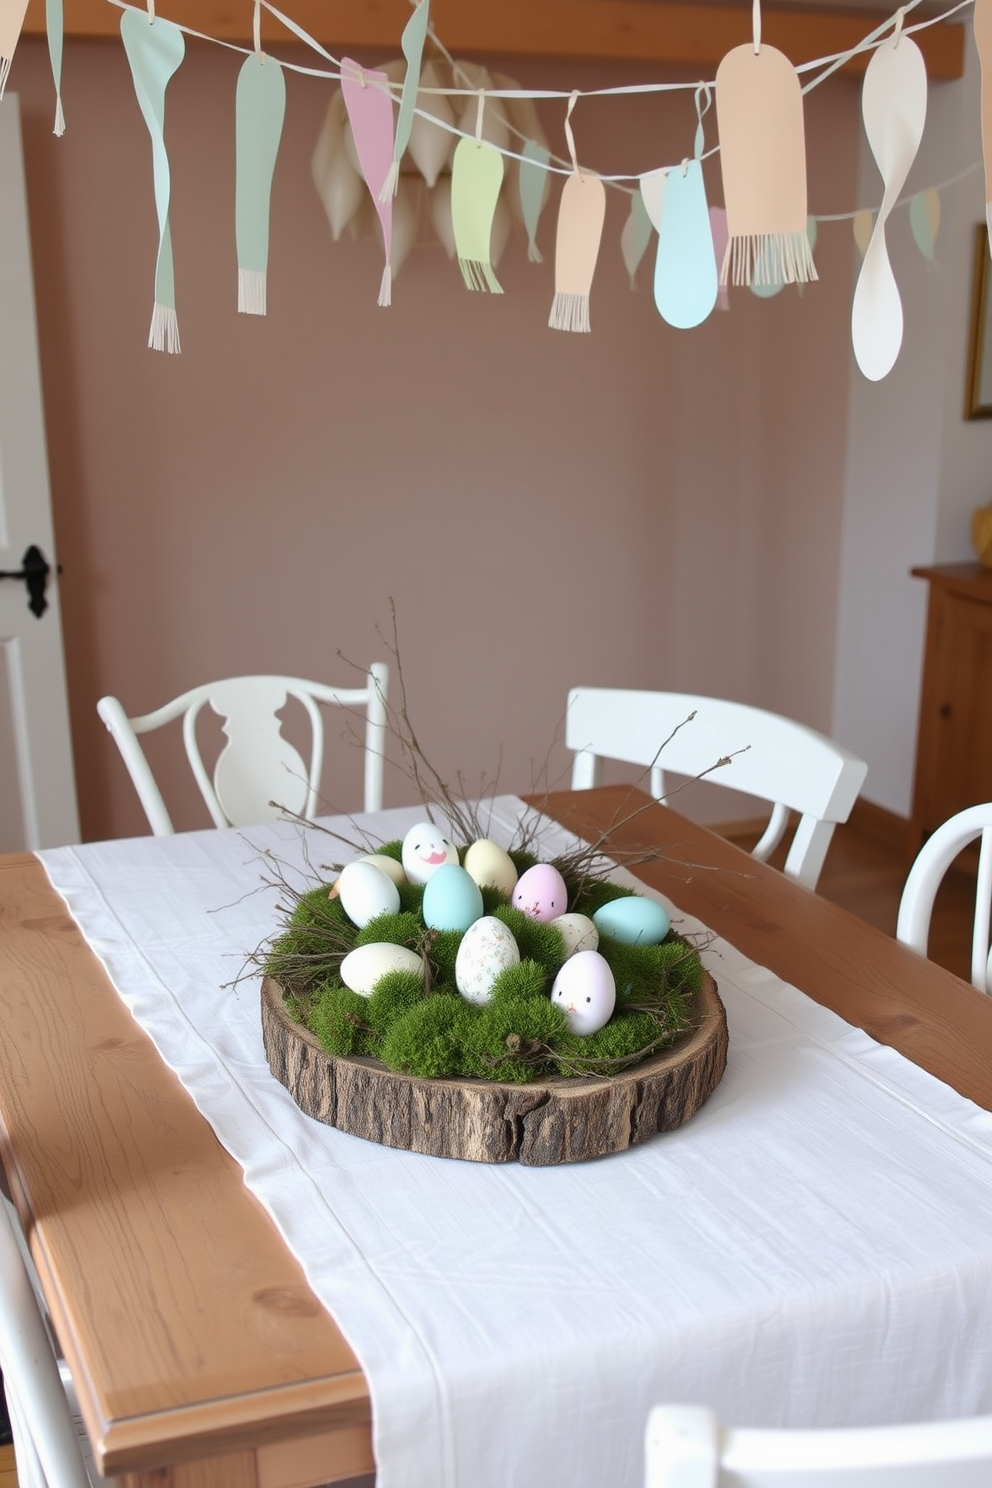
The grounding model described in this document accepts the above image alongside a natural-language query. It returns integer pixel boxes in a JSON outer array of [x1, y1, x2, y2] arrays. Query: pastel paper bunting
[[715, 1, 816, 287], [654, 160, 718, 328], [0, 0, 28, 97], [381, 0, 430, 202], [235, 52, 286, 315], [549, 173, 606, 332], [520, 139, 552, 263], [621, 192, 653, 289], [851, 27, 927, 381], [909, 187, 940, 264], [976, 0, 992, 248], [121, 9, 185, 353], [46, 0, 64, 134], [451, 106, 504, 293], [341, 58, 395, 307]]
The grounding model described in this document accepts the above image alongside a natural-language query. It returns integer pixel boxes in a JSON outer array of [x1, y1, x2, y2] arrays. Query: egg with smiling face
[[401, 821, 459, 885]]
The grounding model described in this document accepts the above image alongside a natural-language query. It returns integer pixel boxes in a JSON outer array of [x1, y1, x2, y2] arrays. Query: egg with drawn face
[[401, 821, 459, 885], [511, 863, 568, 923], [551, 950, 616, 1036]]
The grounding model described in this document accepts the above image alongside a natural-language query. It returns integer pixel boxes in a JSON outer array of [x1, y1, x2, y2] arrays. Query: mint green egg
[[592, 896, 670, 946], [422, 864, 484, 933]]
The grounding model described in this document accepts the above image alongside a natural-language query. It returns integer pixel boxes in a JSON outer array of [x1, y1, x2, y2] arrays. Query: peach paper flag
[[549, 94, 606, 333], [451, 93, 505, 292], [715, 0, 816, 287], [0, 0, 29, 96], [341, 58, 395, 306]]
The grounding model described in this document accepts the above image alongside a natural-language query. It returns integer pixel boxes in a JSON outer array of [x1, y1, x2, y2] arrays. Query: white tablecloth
[[38, 798, 992, 1488]]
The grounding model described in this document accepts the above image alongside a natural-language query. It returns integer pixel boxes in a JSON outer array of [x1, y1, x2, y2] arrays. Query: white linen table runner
[[37, 797, 992, 1488]]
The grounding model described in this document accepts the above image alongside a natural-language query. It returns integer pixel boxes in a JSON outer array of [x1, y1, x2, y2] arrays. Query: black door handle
[[0, 544, 57, 618]]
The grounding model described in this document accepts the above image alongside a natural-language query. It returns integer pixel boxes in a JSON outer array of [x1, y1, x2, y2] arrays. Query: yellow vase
[[972, 501, 992, 567]]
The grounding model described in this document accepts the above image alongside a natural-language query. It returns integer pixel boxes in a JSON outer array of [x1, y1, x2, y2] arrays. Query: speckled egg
[[551, 950, 616, 1036], [512, 863, 568, 923], [593, 895, 670, 946], [336, 860, 401, 929], [422, 864, 485, 933], [401, 822, 459, 885], [357, 852, 407, 887], [340, 942, 424, 997], [550, 912, 599, 959], [455, 916, 520, 1004], [462, 839, 518, 898]]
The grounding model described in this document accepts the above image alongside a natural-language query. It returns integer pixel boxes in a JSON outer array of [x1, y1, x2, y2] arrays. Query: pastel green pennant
[[519, 139, 551, 263], [452, 138, 504, 293], [121, 9, 185, 352], [382, 0, 430, 202], [236, 53, 286, 315], [46, 0, 64, 134]]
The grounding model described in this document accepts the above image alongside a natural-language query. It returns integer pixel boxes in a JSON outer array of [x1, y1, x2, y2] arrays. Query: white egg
[[340, 942, 424, 997], [357, 852, 407, 887], [401, 821, 460, 884], [455, 916, 520, 1005], [462, 839, 519, 897], [550, 912, 599, 960], [336, 860, 401, 928], [551, 950, 616, 1036]]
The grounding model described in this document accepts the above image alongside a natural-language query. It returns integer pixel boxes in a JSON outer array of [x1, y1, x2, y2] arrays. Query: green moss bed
[[263, 841, 704, 1083]]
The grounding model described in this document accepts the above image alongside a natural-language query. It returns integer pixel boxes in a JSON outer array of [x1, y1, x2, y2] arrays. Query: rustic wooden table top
[[1, 788, 989, 1488]]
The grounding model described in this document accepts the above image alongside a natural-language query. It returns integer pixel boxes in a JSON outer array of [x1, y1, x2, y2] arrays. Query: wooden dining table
[[1, 785, 991, 1488]]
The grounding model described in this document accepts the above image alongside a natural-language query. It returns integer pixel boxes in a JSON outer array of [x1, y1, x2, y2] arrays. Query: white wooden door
[[0, 96, 79, 850]]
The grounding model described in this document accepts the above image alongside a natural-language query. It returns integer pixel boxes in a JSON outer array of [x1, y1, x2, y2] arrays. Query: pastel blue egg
[[592, 895, 670, 946], [422, 864, 485, 933]]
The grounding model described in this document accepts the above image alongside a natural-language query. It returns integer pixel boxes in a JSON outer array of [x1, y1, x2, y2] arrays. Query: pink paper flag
[[341, 58, 395, 307]]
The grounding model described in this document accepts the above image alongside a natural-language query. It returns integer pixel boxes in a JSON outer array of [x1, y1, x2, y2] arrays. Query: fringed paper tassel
[[723, 229, 817, 287], [238, 267, 266, 315], [378, 262, 392, 307], [527, 241, 543, 265], [53, 93, 64, 136], [148, 302, 180, 354], [548, 291, 590, 333], [0, 53, 12, 97], [458, 257, 503, 294], [379, 159, 400, 204]]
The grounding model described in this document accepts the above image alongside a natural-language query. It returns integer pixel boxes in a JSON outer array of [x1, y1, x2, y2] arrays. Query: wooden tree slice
[[261, 973, 727, 1166]]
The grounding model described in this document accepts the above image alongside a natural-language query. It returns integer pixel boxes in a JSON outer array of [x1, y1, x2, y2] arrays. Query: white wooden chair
[[97, 665, 388, 835], [646, 1405, 992, 1488], [566, 688, 868, 891], [0, 1195, 95, 1488], [897, 803, 992, 993]]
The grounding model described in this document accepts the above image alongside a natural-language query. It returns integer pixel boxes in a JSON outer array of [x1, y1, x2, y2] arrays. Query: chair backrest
[[646, 1405, 992, 1488], [897, 802, 992, 993], [0, 1196, 93, 1488], [97, 665, 388, 836], [565, 688, 867, 890]]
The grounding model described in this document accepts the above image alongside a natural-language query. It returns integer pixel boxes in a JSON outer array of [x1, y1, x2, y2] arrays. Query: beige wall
[[12, 36, 860, 839]]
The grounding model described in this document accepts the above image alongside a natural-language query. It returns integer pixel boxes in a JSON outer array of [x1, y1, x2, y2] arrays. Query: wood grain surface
[[1, 789, 990, 1486], [261, 973, 728, 1165]]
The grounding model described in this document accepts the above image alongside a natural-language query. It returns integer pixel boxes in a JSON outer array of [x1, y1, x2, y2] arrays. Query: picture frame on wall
[[965, 223, 992, 418]]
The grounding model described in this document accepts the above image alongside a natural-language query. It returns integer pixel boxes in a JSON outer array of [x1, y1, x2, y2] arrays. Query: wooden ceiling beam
[[21, 0, 965, 78]]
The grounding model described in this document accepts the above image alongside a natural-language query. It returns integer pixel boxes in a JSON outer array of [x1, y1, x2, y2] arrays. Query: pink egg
[[511, 863, 568, 923]]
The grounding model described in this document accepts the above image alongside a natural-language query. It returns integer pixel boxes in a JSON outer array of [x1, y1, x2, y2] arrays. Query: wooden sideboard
[[910, 563, 992, 854]]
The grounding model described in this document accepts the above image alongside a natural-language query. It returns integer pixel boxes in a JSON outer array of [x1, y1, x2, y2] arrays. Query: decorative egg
[[422, 864, 484, 932], [551, 950, 616, 1036], [357, 852, 407, 887], [550, 912, 599, 959], [462, 838, 518, 897], [593, 895, 670, 946], [512, 863, 568, 923], [340, 942, 424, 997], [454, 916, 520, 1004], [336, 860, 401, 928], [401, 821, 459, 884]]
